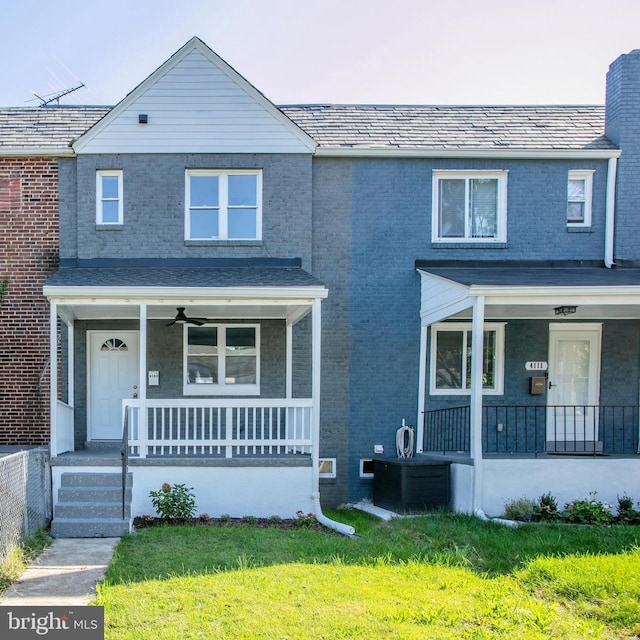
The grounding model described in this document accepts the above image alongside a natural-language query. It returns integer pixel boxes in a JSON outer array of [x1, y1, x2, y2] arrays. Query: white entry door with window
[[88, 331, 139, 440], [547, 323, 602, 451]]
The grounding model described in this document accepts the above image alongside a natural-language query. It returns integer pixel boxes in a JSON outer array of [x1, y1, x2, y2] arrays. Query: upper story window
[[567, 170, 594, 227], [432, 171, 507, 243], [430, 323, 505, 395], [185, 170, 262, 241], [184, 324, 260, 396], [96, 170, 123, 225]]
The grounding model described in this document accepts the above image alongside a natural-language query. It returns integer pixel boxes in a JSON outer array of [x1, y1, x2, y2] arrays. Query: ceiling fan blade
[[166, 319, 177, 326], [188, 318, 206, 326]]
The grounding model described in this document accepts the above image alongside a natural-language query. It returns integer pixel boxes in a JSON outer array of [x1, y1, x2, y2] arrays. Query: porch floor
[[51, 450, 312, 467]]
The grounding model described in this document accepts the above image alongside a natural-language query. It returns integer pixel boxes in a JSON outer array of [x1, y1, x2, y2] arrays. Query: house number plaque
[[525, 361, 548, 371]]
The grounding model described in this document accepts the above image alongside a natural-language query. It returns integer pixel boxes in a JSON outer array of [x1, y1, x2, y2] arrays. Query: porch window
[[184, 324, 259, 395], [567, 170, 594, 227], [96, 170, 123, 225], [430, 323, 505, 395], [185, 170, 262, 240], [432, 171, 507, 242]]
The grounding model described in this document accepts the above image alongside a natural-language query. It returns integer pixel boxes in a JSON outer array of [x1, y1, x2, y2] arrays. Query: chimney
[[605, 50, 640, 148]]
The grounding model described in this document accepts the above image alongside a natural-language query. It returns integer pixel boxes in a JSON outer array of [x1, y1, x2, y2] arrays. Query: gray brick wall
[[68, 153, 313, 269], [606, 52, 640, 264]]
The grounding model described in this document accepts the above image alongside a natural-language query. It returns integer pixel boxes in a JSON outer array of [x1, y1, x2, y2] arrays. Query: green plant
[[294, 510, 317, 527], [241, 515, 257, 525], [149, 483, 196, 520], [536, 492, 559, 521], [199, 513, 211, 523], [562, 492, 613, 525], [268, 515, 282, 525], [616, 494, 639, 524], [219, 514, 231, 522], [503, 497, 537, 521]]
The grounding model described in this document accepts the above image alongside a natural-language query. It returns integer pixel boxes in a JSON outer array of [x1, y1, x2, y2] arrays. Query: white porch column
[[311, 298, 322, 491], [416, 324, 429, 453], [286, 321, 293, 399], [49, 302, 58, 455], [67, 320, 74, 408], [138, 304, 147, 455], [470, 295, 485, 513]]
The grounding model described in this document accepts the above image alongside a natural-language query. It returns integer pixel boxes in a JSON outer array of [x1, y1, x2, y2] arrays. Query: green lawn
[[96, 511, 640, 639]]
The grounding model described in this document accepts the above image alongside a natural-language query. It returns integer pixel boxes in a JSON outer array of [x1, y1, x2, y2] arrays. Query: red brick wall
[[0, 157, 58, 445]]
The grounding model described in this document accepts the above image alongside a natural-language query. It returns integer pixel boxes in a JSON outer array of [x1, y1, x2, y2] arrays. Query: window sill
[[96, 224, 123, 231], [183, 385, 260, 397], [185, 240, 263, 247], [566, 226, 593, 233], [431, 242, 507, 249]]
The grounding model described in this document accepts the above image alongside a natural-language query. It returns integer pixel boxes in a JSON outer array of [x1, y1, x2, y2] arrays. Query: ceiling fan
[[166, 307, 208, 327]]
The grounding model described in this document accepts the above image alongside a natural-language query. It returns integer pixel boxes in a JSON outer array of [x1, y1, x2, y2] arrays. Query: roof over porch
[[416, 260, 640, 324], [44, 258, 328, 324]]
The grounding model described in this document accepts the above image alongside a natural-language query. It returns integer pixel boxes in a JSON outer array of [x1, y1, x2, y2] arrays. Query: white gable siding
[[419, 270, 473, 325], [75, 48, 313, 154]]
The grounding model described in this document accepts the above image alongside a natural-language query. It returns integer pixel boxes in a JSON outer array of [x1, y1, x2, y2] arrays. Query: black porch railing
[[423, 405, 640, 455]]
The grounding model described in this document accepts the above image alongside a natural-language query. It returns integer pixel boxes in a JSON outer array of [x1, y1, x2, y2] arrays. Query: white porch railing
[[124, 399, 313, 459]]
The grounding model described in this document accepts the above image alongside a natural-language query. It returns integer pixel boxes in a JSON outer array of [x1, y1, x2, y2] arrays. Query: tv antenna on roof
[[33, 82, 85, 106]]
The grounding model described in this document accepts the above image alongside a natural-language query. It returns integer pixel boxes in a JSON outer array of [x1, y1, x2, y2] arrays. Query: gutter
[[605, 157, 618, 268]]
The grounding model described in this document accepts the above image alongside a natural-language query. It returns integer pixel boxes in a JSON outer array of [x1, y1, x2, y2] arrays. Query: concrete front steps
[[51, 472, 133, 538]]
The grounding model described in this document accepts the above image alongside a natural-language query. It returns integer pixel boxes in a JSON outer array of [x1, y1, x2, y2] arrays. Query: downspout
[[309, 298, 355, 537], [604, 157, 617, 268]]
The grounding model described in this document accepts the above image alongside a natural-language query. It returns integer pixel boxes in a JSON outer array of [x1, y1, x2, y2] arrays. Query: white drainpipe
[[605, 157, 618, 268]]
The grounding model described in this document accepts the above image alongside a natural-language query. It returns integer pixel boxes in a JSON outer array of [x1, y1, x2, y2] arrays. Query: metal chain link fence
[[0, 448, 51, 561]]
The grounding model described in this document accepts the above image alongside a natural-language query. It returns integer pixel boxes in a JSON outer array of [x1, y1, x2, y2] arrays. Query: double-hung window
[[186, 169, 262, 240], [96, 170, 123, 225], [567, 170, 594, 227], [430, 323, 505, 395], [432, 171, 507, 242], [184, 324, 259, 395]]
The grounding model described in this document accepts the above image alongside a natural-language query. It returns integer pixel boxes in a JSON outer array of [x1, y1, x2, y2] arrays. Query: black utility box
[[373, 457, 451, 513]]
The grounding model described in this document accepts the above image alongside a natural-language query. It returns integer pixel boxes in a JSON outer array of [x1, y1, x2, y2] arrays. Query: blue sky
[[2, 0, 640, 107]]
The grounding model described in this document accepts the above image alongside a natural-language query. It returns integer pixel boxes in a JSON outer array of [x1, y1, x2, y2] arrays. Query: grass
[[95, 511, 640, 639], [0, 528, 50, 594]]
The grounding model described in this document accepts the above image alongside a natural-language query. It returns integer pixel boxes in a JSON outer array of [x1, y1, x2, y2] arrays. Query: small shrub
[[503, 497, 537, 521], [294, 510, 317, 527], [616, 494, 639, 524], [562, 492, 613, 525], [536, 492, 560, 521], [219, 514, 231, 522], [241, 515, 257, 525], [268, 515, 283, 525], [149, 483, 196, 520], [198, 513, 211, 523]]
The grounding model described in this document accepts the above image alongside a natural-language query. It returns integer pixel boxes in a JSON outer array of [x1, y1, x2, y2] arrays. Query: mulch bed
[[132, 514, 327, 532]]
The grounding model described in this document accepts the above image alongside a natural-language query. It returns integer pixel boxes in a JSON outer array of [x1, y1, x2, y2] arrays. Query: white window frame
[[96, 170, 123, 225], [359, 459, 374, 479], [429, 322, 506, 395], [567, 170, 594, 227], [185, 169, 263, 241], [432, 170, 508, 243], [319, 458, 337, 479], [183, 323, 260, 396]]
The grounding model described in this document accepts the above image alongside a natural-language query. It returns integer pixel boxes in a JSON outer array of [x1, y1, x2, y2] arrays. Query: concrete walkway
[[0, 538, 119, 606]]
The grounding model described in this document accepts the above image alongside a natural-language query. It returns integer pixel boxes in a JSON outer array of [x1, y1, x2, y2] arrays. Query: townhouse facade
[[2, 39, 640, 534]]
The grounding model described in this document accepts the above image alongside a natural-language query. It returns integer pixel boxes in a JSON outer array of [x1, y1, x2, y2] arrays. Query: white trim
[[431, 170, 508, 243], [185, 169, 262, 241], [67, 319, 74, 409], [311, 298, 322, 495], [314, 147, 621, 160], [44, 286, 328, 301], [605, 157, 617, 268], [49, 302, 58, 454], [286, 321, 293, 399], [566, 169, 594, 227], [359, 459, 374, 478], [183, 323, 260, 396], [416, 325, 428, 454], [96, 170, 123, 225], [0, 148, 77, 158], [429, 322, 506, 396]]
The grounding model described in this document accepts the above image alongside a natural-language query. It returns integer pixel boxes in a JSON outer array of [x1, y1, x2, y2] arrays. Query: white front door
[[547, 323, 602, 449], [88, 331, 139, 440]]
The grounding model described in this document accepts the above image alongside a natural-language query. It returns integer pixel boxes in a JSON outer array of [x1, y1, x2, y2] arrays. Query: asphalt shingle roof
[[45, 266, 325, 289], [0, 106, 109, 152], [281, 105, 614, 151], [0, 104, 615, 153]]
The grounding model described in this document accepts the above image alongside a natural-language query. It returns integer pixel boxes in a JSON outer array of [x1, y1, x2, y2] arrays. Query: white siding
[[75, 46, 314, 154], [419, 270, 472, 325]]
